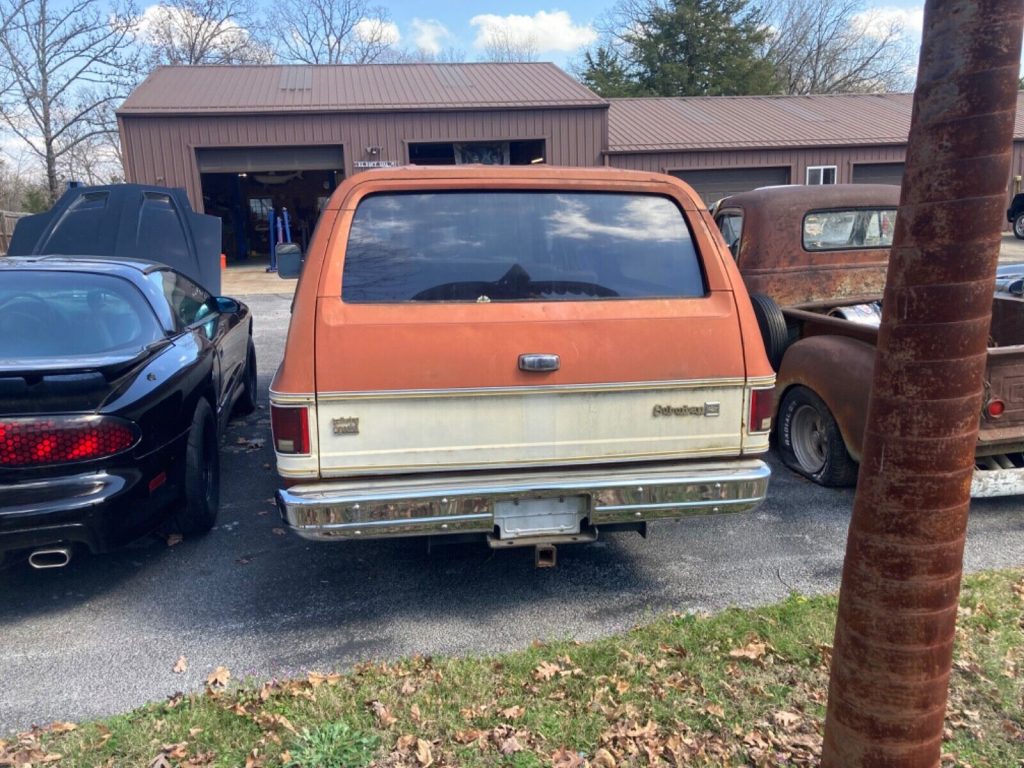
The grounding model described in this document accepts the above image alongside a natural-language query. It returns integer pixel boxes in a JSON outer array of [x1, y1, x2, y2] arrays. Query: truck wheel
[[169, 399, 220, 534], [1014, 213, 1024, 240], [235, 340, 258, 416], [778, 386, 858, 487], [750, 293, 790, 370]]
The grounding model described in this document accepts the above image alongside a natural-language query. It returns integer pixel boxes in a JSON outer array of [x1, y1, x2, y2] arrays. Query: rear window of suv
[[341, 191, 706, 302]]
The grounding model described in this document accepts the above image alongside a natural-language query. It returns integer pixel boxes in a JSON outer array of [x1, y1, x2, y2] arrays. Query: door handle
[[519, 353, 560, 372]]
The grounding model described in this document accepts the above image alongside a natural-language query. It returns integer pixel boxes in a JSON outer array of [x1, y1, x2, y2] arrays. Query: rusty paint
[[821, 0, 1024, 765], [719, 184, 900, 306], [775, 334, 875, 462]]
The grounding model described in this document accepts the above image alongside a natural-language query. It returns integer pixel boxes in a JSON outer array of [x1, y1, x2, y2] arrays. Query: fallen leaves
[[728, 638, 770, 664], [205, 666, 230, 690], [370, 699, 397, 728], [414, 737, 433, 767], [173, 656, 188, 674]]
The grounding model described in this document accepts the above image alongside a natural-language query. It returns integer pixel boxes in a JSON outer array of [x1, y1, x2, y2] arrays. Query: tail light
[[986, 398, 1006, 419], [0, 416, 139, 468], [271, 405, 310, 454], [749, 387, 775, 433]]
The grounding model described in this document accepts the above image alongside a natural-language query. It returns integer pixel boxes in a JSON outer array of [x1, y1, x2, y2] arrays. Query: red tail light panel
[[0, 416, 139, 468], [271, 405, 310, 455]]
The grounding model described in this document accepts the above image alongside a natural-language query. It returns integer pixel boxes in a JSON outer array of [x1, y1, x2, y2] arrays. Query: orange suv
[[271, 166, 773, 559]]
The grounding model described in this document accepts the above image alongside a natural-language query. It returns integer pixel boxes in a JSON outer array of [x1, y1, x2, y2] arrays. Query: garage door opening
[[409, 139, 545, 165], [197, 145, 344, 265], [670, 167, 791, 206]]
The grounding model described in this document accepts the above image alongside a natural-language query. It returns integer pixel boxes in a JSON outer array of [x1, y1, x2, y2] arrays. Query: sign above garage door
[[670, 167, 791, 206], [196, 145, 344, 173]]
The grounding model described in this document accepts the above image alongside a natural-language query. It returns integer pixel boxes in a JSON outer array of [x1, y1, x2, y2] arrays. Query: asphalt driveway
[[1, 292, 1022, 734]]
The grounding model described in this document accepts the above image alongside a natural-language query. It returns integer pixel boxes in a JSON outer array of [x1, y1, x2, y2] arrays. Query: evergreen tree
[[581, 0, 777, 97]]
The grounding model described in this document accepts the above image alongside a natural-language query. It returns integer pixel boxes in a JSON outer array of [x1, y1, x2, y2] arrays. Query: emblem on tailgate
[[652, 403, 720, 418], [332, 417, 360, 435]]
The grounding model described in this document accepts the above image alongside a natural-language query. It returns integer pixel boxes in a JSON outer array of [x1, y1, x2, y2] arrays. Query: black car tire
[[169, 398, 220, 534], [235, 340, 258, 415], [777, 386, 858, 488], [1014, 213, 1024, 240], [750, 293, 790, 370]]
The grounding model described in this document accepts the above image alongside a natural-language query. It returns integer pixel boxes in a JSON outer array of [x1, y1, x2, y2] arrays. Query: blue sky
[[367, 1, 926, 67]]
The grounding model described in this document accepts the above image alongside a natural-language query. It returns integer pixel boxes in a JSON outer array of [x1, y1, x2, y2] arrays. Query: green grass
[[3, 568, 1021, 767]]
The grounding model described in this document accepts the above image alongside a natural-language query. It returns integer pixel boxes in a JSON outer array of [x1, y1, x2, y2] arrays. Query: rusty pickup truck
[[714, 183, 1024, 497], [270, 166, 774, 561]]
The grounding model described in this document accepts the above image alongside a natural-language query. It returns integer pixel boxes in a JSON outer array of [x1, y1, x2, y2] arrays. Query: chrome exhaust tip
[[28, 547, 72, 569]]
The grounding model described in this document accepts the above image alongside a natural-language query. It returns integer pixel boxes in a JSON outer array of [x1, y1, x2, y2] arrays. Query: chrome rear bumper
[[277, 460, 770, 542]]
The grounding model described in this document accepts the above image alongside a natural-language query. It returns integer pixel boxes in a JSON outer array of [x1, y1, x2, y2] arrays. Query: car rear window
[[0, 272, 163, 359], [341, 191, 706, 302], [803, 208, 897, 251]]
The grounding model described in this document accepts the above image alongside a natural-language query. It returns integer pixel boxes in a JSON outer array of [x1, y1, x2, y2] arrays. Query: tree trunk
[[822, 1, 1024, 766]]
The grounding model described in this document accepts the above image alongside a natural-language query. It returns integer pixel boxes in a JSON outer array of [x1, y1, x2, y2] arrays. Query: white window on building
[[806, 165, 837, 185]]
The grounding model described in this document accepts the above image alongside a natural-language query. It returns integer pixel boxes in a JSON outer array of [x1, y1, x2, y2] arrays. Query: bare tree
[[480, 28, 540, 63], [140, 0, 273, 66], [270, 0, 396, 64], [0, 0, 140, 202], [762, 0, 914, 93]]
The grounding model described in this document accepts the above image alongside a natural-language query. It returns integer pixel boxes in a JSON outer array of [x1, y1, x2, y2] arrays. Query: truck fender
[[775, 335, 876, 462]]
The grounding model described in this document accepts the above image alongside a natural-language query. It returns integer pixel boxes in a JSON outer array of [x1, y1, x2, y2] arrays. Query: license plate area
[[493, 496, 588, 540]]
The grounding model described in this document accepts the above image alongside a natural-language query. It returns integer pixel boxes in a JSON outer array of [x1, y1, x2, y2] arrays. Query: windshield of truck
[[342, 191, 707, 302], [0, 271, 164, 359], [802, 208, 897, 251]]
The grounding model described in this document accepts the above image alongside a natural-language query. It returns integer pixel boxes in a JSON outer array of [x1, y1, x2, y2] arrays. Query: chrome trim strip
[[594, 497, 758, 512], [313, 377, 749, 401], [269, 390, 316, 405], [0, 472, 128, 517], [277, 460, 770, 541]]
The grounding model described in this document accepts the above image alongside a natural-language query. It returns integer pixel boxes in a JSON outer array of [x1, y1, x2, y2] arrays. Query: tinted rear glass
[[342, 192, 706, 302], [0, 272, 163, 359]]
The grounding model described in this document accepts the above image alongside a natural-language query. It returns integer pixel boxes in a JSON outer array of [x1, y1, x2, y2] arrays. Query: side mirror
[[215, 296, 240, 314], [277, 243, 303, 279]]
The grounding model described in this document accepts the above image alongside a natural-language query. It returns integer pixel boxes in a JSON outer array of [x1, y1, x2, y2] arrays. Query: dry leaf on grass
[[499, 735, 523, 755], [205, 666, 230, 689], [500, 705, 525, 720], [729, 639, 769, 662], [370, 700, 397, 728], [415, 738, 433, 767], [551, 747, 586, 767]]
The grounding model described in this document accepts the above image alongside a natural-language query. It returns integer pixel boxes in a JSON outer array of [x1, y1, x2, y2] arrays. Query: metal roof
[[118, 63, 608, 116], [607, 93, 1024, 153]]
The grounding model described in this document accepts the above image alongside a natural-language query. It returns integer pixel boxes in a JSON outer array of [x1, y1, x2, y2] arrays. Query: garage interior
[[198, 146, 343, 264], [408, 139, 546, 165]]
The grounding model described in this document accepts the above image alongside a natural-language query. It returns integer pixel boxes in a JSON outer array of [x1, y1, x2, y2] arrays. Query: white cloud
[[410, 18, 451, 55], [470, 10, 596, 54], [854, 5, 924, 40], [354, 18, 401, 46]]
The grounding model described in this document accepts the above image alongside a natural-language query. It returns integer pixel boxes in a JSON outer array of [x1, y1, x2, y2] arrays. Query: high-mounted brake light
[[0, 416, 138, 468], [271, 405, 310, 455], [749, 387, 774, 433]]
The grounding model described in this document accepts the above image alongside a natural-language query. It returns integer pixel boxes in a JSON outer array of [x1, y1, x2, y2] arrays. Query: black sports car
[[1, 186, 254, 568]]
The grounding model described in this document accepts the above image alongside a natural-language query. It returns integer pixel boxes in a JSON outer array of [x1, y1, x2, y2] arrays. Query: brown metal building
[[118, 65, 1024, 262], [118, 63, 607, 263]]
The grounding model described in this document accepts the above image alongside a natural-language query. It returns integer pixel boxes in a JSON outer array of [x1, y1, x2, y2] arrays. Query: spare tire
[[750, 293, 790, 370]]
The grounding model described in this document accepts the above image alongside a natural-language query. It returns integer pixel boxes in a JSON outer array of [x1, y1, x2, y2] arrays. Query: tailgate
[[314, 296, 749, 476], [981, 295, 1024, 448]]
